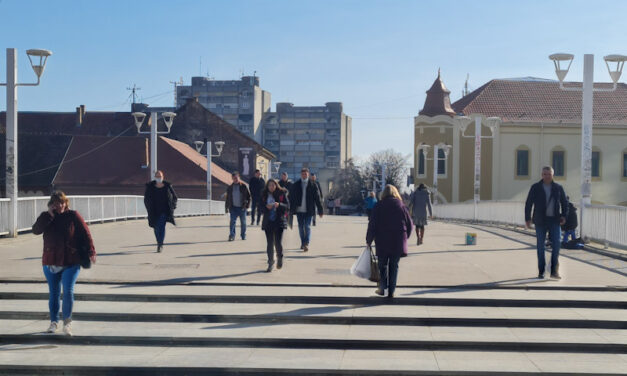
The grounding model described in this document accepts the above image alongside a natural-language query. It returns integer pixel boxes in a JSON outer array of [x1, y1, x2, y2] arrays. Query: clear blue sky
[[1, 0, 625, 159]]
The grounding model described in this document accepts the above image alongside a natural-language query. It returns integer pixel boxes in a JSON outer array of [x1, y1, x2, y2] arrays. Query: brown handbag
[[368, 246, 380, 283]]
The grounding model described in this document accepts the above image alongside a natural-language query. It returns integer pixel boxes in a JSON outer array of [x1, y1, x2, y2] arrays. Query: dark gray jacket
[[524, 180, 568, 225]]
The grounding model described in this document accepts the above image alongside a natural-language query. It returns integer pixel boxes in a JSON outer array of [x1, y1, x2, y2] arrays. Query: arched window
[[551, 146, 566, 179], [437, 148, 447, 177], [515, 145, 530, 179], [623, 148, 627, 179], [416, 146, 426, 178]]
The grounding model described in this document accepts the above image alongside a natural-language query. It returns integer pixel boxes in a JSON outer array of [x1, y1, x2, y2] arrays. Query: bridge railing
[[433, 200, 627, 248], [0, 195, 225, 236]]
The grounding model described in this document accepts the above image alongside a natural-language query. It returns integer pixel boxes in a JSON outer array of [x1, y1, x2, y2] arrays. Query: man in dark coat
[[278, 172, 293, 192], [225, 171, 251, 241], [143, 170, 178, 252], [290, 167, 323, 252], [248, 169, 265, 226], [310, 173, 323, 226], [525, 166, 568, 279]]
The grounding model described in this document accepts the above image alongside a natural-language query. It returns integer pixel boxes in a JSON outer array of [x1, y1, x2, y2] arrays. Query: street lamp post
[[548, 53, 626, 238], [455, 116, 500, 220], [132, 111, 177, 179], [194, 140, 225, 200], [1, 48, 52, 237]]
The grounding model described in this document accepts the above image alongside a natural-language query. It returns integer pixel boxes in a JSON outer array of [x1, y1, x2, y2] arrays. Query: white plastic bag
[[350, 247, 372, 279]]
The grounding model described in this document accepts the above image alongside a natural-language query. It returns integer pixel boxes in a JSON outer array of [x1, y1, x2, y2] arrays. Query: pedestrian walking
[[261, 179, 290, 272], [32, 191, 96, 336], [363, 191, 378, 221], [327, 197, 335, 215], [409, 183, 433, 245], [561, 196, 578, 244], [225, 171, 251, 241], [249, 169, 265, 226], [290, 167, 324, 252], [143, 170, 178, 253], [366, 185, 413, 298], [311, 173, 323, 226], [525, 166, 568, 279], [278, 172, 293, 192]]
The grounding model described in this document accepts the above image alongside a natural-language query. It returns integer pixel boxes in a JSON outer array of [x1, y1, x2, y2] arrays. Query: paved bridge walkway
[[0, 215, 625, 374]]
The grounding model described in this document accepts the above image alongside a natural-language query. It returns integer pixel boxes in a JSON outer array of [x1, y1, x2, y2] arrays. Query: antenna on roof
[[462, 74, 470, 97], [127, 84, 141, 104], [169, 78, 184, 108]]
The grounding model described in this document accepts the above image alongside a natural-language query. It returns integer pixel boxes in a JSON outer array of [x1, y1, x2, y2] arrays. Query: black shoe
[[387, 292, 394, 299], [157, 245, 162, 253], [228, 236, 234, 241], [250, 222, 254, 226], [266, 262, 274, 272], [241, 236, 246, 240], [550, 272, 561, 280], [538, 273, 545, 279], [277, 258, 283, 269], [303, 244, 309, 252], [375, 288, 385, 296]]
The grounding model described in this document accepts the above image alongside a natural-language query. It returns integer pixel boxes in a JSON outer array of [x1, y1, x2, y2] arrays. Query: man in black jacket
[[143, 170, 178, 253], [225, 172, 251, 241], [248, 169, 265, 226], [525, 166, 568, 279], [290, 167, 323, 252]]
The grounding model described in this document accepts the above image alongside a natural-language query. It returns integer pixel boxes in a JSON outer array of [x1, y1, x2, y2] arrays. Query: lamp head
[[131, 112, 147, 132], [193, 141, 204, 153], [214, 141, 225, 155], [604, 54, 627, 84], [162, 112, 176, 130], [549, 53, 574, 82], [26, 49, 52, 78]]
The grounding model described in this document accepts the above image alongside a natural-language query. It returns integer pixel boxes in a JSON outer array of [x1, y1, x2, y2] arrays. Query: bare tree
[[328, 159, 365, 206], [362, 149, 411, 193]]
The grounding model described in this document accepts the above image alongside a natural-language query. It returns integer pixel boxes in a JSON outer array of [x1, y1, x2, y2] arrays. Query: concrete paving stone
[[509, 327, 611, 344], [148, 347, 254, 367], [240, 348, 344, 369], [433, 351, 540, 372], [340, 350, 439, 370], [429, 326, 518, 342], [594, 329, 627, 344], [526, 352, 627, 373]]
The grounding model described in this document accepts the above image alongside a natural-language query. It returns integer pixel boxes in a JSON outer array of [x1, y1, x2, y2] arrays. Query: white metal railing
[[433, 200, 627, 248], [0, 195, 225, 236]]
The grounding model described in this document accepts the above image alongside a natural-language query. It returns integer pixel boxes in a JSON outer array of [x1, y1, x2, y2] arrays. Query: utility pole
[[169, 78, 183, 108]]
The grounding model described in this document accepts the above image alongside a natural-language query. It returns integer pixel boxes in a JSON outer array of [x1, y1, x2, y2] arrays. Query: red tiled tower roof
[[419, 70, 456, 117]]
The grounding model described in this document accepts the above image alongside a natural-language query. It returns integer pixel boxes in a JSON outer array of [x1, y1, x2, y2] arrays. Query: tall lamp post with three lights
[[1, 48, 52, 237], [131, 111, 177, 180]]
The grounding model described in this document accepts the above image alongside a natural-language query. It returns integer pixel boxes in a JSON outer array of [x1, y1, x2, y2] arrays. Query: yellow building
[[414, 74, 627, 206]]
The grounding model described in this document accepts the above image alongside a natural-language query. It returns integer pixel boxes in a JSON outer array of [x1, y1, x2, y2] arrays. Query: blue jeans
[[296, 213, 313, 246], [563, 230, 576, 243], [154, 213, 167, 245], [229, 207, 247, 239], [378, 255, 400, 295], [535, 220, 561, 274], [43, 265, 81, 322]]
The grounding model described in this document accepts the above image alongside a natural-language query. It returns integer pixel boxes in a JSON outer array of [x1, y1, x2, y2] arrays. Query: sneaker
[[46, 321, 58, 333], [266, 262, 274, 273], [157, 245, 162, 253], [62, 320, 72, 336], [277, 258, 283, 269], [538, 273, 545, 279], [300, 245, 304, 250], [550, 272, 562, 280], [241, 236, 246, 240], [228, 236, 234, 241], [375, 288, 385, 296], [303, 244, 309, 252], [387, 292, 395, 299]]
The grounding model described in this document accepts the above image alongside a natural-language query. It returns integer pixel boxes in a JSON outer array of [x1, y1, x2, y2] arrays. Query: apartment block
[[262, 102, 352, 197], [176, 76, 271, 144]]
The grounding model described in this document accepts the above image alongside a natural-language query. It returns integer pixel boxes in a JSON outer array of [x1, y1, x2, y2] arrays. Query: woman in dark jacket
[[366, 185, 413, 298], [32, 191, 96, 336], [144, 170, 178, 253], [261, 179, 290, 272]]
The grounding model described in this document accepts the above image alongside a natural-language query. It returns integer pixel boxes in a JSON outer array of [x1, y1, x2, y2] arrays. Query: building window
[[516, 147, 530, 178], [417, 152, 425, 177], [437, 148, 446, 176], [551, 148, 565, 177], [591, 150, 601, 178]]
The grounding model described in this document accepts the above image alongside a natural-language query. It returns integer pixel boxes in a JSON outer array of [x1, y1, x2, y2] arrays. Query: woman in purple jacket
[[366, 185, 413, 298]]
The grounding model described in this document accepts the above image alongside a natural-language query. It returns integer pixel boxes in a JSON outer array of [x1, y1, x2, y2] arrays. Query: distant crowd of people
[[32, 164, 578, 335]]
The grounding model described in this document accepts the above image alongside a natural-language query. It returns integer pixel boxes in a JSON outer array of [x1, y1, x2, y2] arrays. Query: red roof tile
[[452, 79, 627, 125]]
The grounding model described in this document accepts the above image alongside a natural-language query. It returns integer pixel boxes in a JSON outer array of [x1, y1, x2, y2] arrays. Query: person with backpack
[[562, 196, 578, 244]]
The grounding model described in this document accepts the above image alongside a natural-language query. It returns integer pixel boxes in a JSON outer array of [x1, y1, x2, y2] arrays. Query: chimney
[[75, 106, 83, 127]]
